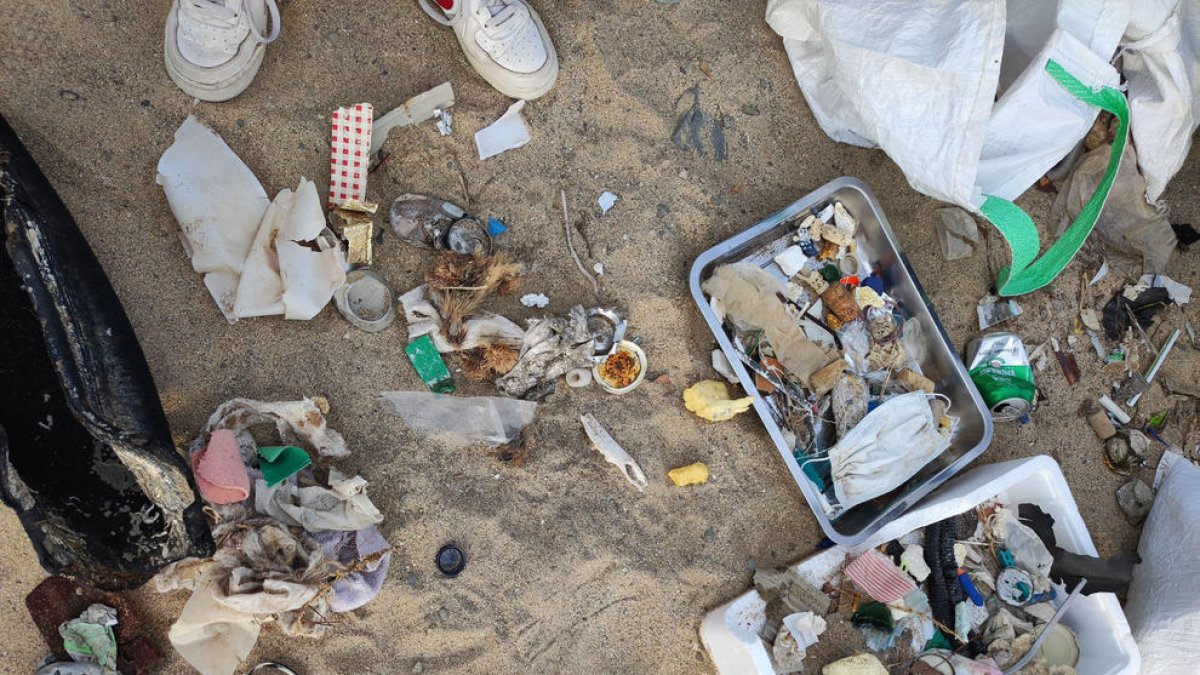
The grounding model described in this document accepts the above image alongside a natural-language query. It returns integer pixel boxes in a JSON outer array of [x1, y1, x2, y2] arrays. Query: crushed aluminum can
[[966, 332, 1036, 421]]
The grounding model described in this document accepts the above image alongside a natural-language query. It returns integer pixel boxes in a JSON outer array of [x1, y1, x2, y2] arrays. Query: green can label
[[967, 332, 1035, 421]]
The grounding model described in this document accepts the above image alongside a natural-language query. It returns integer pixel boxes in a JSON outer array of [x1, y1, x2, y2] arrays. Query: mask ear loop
[[796, 454, 832, 473], [927, 392, 960, 436]]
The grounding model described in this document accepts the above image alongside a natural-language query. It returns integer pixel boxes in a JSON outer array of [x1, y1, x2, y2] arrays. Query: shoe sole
[[163, 1, 266, 102], [458, 8, 559, 100]]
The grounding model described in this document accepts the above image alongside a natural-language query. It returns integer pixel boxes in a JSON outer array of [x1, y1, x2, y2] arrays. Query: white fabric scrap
[[167, 571, 261, 675], [156, 116, 271, 321], [198, 397, 350, 459], [255, 469, 384, 532], [235, 179, 347, 320], [475, 100, 531, 160]]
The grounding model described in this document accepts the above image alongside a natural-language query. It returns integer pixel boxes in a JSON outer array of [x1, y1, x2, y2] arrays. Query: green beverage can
[[966, 332, 1035, 421]]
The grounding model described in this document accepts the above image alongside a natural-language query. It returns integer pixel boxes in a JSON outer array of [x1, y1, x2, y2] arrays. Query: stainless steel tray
[[689, 177, 993, 546]]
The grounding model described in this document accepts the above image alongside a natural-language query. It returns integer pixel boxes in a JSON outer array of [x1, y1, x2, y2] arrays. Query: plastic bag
[[765, 0, 1125, 208], [378, 391, 536, 447], [765, 0, 1134, 296], [1121, 0, 1200, 202], [1124, 450, 1200, 673], [1053, 143, 1177, 273]]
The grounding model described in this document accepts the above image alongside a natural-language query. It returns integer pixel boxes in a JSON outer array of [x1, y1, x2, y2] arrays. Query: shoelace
[[418, 0, 528, 41], [187, 0, 281, 44]]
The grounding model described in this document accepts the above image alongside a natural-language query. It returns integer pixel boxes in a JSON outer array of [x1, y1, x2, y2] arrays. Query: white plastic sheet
[[378, 391, 536, 447]]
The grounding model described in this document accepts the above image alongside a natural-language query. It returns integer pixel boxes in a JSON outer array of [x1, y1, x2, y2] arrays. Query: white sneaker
[[164, 0, 281, 102], [419, 0, 558, 100]]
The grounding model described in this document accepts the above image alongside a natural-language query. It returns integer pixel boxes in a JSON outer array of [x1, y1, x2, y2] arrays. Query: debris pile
[[742, 498, 1123, 674], [154, 398, 390, 675], [698, 200, 957, 514]]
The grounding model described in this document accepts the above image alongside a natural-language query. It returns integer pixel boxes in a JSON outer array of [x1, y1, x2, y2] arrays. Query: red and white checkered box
[[328, 102, 373, 207]]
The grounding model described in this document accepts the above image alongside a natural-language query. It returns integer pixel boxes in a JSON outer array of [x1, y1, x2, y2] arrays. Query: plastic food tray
[[689, 177, 993, 546]]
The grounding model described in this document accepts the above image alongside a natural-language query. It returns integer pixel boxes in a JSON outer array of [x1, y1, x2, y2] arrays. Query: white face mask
[[824, 391, 953, 509]]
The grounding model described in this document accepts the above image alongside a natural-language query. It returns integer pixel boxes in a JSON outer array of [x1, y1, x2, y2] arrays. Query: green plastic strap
[[980, 59, 1130, 296]]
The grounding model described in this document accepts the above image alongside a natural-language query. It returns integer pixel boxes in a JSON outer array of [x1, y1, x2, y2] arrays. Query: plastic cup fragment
[[475, 100, 532, 160], [594, 341, 647, 394], [334, 269, 396, 333]]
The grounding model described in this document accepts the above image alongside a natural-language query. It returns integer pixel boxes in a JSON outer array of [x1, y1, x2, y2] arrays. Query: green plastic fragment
[[405, 334, 455, 394], [820, 264, 842, 282], [850, 601, 893, 630], [257, 445, 312, 487], [924, 629, 953, 651], [1150, 410, 1169, 430]]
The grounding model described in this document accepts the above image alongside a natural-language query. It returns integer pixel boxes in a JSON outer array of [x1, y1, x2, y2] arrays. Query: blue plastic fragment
[[861, 274, 885, 294], [487, 217, 508, 237]]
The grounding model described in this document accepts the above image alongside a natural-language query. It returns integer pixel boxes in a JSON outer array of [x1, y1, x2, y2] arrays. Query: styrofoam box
[[700, 455, 1141, 674]]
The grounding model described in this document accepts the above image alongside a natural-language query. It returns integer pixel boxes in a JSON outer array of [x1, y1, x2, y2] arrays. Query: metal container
[[689, 177, 993, 546]]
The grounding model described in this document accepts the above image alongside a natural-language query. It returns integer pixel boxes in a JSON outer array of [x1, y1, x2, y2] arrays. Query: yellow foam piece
[[683, 380, 754, 422], [668, 462, 710, 486]]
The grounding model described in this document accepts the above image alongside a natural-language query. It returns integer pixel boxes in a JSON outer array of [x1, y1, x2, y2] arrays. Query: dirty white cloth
[[197, 397, 350, 459], [161, 519, 332, 675], [255, 469, 384, 532], [157, 115, 271, 319], [399, 284, 525, 352], [827, 392, 952, 509], [167, 570, 262, 675], [1121, 0, 1200, 202], [766, 0, 1126, 209], [1124, 450, 1200, 674], [157, 117, 346, 322], [702, 264, 839, 385], [235, 179, 348, 320]]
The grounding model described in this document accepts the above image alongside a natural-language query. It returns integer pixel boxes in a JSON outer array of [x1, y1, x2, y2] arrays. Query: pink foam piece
[[191, 429, 251, 505]]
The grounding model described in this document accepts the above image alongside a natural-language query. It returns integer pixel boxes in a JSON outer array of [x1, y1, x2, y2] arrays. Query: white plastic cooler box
[[700, 455, 1141, 674]]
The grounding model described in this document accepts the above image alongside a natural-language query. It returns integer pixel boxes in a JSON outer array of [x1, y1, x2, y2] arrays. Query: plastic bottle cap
[[436, 543, 467, 577]]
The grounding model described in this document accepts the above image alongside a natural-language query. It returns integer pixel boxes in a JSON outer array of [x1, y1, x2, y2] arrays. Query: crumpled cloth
[[311, 527, 392, 612], [59, 604, 119, 675], [158, 519, 331, 675], [399, 284, 525, 352], [191, 429, 251, 504], [256, 469, 384, 532], [496, 305, 594, 398], [196, 397, 349, 459]]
